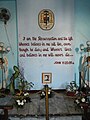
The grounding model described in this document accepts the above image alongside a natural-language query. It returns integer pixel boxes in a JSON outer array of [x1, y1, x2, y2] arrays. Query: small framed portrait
[[42, 73, 52, 84]]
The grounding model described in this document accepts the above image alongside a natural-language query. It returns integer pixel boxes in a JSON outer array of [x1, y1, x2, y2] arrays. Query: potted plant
[[66, 81, 78, 96], [14, 68, 34, 107], [9, 66, 34, 108]]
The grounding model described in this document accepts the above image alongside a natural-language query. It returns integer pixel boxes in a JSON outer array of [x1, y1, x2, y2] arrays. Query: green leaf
[[13, 66, 19, 72]]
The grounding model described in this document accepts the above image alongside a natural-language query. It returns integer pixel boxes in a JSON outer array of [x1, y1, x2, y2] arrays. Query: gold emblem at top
[[38, 9, 54, 30]]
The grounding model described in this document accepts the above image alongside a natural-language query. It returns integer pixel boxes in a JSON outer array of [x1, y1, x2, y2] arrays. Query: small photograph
[[42, 73, 52, 84]]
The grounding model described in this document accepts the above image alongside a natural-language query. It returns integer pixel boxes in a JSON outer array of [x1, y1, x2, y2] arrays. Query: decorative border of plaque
[[38, 9, 54, 30]]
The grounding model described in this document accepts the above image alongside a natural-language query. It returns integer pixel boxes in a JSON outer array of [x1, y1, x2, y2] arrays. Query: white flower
[[23, 99, 26, 103], [42, 92, 45, 95], [16, 99, 20, 103], [48, 89, 51, 92], [67, 88, 71, 91], [81, 98, 85, 102], [84, 84, 87, 88], [24, 92, 29, 96], [18, 102, 21, 105], [20, 101, 24, 105], [75, 91, 79, 95], [48, 91, 50, 94], [81, 106, 83, 109], [73, 87, 76, 90], [75, 99, 80, 104]]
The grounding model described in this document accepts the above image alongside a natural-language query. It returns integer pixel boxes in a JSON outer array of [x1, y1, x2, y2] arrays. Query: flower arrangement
[[75, 92, 87, 104], [14, 79, 34, 108], [15, 92, 31, 108], [66, 81, 78, 96], [66, 81, 90, 109], [74, 86, 90, 109], [40, 86, 52, 99], [74, 90, 90, 110], [10, 66, 34, 108]]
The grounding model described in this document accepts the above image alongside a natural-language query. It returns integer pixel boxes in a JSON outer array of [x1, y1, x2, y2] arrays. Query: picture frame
[[42, 73, 52, 84]]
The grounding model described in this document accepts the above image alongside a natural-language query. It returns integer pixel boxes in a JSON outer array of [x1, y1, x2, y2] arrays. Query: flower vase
[[66, 91, 76, 96]]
